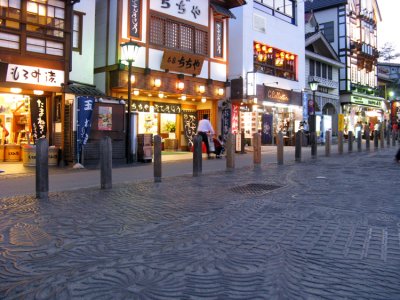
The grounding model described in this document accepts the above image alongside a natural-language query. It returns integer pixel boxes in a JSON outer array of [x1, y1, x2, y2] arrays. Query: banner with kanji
[[77, 96, 94, 156], [30, 96, 47, 143]]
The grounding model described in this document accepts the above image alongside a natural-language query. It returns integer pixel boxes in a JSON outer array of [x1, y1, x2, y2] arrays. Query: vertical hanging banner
[[182, 111, 198, 148], [30, 96, 47, 143], [77, 96, 94, 155], [221, 107, 231, 142], [129, 0, 141, 38], [261, 113, 273, 144], [231, 104, 239, 134]]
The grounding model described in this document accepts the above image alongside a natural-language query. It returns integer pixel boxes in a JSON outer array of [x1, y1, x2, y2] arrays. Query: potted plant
[[164, 121, 176, 139]]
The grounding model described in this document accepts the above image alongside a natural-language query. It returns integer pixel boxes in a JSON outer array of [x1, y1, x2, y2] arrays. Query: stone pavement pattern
[[0, 148, 400, 299]]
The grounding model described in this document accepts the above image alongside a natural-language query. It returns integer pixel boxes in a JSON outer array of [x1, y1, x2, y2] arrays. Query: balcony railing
[[308, 76, 338, 89]]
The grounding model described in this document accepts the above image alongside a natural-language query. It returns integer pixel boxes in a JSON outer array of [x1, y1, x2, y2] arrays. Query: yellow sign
[[338, 114, 344, 131]]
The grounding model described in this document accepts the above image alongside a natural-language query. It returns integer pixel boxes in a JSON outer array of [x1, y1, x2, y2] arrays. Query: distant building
[[306, 0, 385, 134]]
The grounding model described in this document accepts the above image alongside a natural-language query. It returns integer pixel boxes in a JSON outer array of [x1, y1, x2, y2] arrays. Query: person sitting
[[213, 135, 224, 158]]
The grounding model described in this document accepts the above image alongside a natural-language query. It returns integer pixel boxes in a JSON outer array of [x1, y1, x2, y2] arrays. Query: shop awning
[[63, 84, 105, 97], [210, 3, 236, 19]]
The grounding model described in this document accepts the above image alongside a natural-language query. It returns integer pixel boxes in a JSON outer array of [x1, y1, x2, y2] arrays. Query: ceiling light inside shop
[[181, 95, 187, 101], [33, 90, 44, 95], [201, 97, 206, 103], [10, 88, 22, 94]]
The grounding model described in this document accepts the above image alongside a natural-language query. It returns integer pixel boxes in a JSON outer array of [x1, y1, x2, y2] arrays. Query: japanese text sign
[[161, 49, 204, 75], [6, 63, 64, 87], [150, 0, 208, 26], [30, 97, 47, 143]]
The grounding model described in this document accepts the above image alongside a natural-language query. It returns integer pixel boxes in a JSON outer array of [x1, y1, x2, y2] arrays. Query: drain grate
[[230, 183, 282, 195]]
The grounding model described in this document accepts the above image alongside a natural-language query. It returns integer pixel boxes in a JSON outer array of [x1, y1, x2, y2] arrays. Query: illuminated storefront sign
[[161, 50, 204, 75], [6, 64, 64, 87], [350, 96, 381, 108]]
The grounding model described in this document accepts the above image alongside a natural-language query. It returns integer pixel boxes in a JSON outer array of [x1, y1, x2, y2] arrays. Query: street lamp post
[[121, 39, 140, 164], [309, 79, 319, 158]]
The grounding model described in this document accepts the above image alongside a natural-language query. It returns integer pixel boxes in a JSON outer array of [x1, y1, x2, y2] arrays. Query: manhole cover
[[230, 183, 282, 195]]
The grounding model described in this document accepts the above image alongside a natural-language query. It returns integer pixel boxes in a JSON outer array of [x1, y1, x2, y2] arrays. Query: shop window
[[72, 11, 83, 54], [254, 0, 296, 24], [27, 37, 63, 56], [0, 32, 19, 49], [0, 0, 21, 29], [254, 42, 296, 80], [320, 21, 334, 43], [150, 13, 208, 56], [26, 0, 65, 38]]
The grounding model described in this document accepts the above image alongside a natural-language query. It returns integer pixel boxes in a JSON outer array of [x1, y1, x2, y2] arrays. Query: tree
[[379, 42, 400, 62]]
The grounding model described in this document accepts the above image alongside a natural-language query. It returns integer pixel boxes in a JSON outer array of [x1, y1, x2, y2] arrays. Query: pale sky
[[377, 0, 399, 62]]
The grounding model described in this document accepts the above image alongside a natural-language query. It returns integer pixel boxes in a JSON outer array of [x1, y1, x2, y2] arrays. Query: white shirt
[[197, 119, 214, 135]]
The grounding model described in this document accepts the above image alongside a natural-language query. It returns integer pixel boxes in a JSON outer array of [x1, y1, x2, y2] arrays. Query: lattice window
[[150, 14, 208, 56]]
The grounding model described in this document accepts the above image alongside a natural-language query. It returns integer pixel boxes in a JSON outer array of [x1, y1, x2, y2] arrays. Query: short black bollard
[[338, 131, 343, 154], [295, 130, 302, 162], [100, 136, 112, 189], [380, 126, 384, 148], [348, 131, 353, 153], [226, 132, 235, 172], [240, 129, 246, 154], [374, 130, 379, 148], [253, 132, 261, 168], [392, 131, 397, 147], [154, 135, 162, 182], [365, 128, 370, 150], [36, 138, 49, 200], [386, 130, 391, 147], [357, 131, 362, 152], [277, 131, 284, 165], [311, 132, 317, 158], [193, 134, 202, 177], [325, 130, 331, 157]]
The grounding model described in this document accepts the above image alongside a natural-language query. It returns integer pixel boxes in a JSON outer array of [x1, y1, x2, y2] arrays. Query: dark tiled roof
[[305, 0, 347, 13], [64, 84, 105, 96], [211, 3, 236, 19]]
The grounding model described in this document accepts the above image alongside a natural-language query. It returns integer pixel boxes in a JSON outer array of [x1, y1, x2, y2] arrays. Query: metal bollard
[[295, 130, 302, 162], [374, 130, 379, 148], [386, 130, 391, 147], [311, 131, 317, 158], [325, 130, 331, 157], [338, 131, 343, 154], [226, 132, 235, 172], [100, 136, 112, 190], [193, 134, 202, 177], [36, 138, 49, 199], [365, 128, 370, 150], [348, 131, 353, 153], [253, 132, 261, 168], [357, 131, 362, 152], [153, 135, 162, 182], [277, 131, 284, 165]]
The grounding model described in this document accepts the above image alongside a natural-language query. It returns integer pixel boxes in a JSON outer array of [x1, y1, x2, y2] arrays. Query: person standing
[[197, 114, 215, 159]]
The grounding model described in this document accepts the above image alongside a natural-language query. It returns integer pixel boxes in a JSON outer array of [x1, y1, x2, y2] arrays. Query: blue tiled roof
[[305, 0, 348, 13]]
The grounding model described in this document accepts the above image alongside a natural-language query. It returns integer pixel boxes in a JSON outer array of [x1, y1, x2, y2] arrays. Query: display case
[[137, 133, 153, 162]]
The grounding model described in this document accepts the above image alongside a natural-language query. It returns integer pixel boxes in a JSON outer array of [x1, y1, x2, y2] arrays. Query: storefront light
[[130, 75, 136, 84], [201, 97, 207, 103], [33, 90, 44, 95], [158, 92, 164, 98], [154, 78, 162, 88], [181, 95, 187, 101], [198, 85, 205, 94], [217, 88, 224, 96], [176, 81, 185, 91], [10, 88, 22, 94], [133, 89, 139, 96]]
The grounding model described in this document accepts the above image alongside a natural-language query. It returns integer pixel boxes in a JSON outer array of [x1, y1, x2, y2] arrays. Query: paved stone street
[[1, 148, 400, 299]]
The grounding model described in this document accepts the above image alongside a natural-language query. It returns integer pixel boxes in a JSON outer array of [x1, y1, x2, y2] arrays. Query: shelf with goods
[[12, 102, 32, 145]]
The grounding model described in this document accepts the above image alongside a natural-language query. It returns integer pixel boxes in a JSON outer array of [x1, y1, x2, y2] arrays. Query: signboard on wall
[[221, 107, 231, 142], [231, 104, 239, 134], [261, 113, 273, 144], [150, 0, 208, 27], [338, 114, 344, 132], [98, 106, 112, 131], [160, 50, 204, 75], [6, 63, 64, 87], [153, 102, 181, 114], [129, 0, 141, 38]]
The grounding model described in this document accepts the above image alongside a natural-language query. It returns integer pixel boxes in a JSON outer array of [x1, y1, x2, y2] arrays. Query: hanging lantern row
[[254, 42, 295, 62]]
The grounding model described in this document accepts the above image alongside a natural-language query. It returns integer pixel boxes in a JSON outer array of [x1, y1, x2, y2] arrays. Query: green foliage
[[164, 121, 176, 132]]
